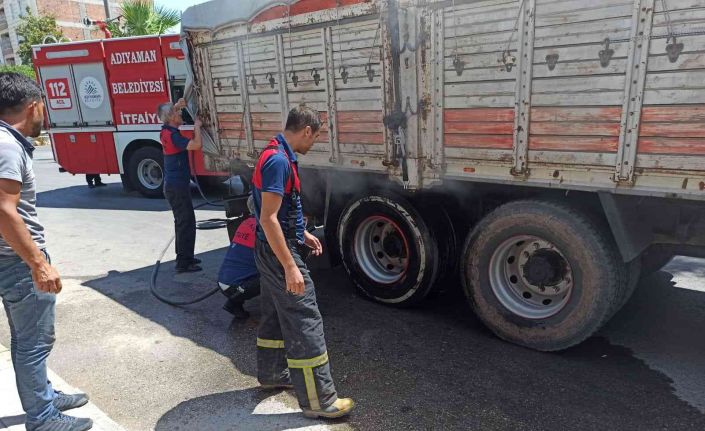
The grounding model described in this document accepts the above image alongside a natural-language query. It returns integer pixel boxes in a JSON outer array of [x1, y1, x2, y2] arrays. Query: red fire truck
[[32, 34, 222, 198]]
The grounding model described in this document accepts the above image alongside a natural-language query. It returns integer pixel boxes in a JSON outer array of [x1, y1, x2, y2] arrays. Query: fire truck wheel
[[128, 146, 164, 199], [338, 193, 440, 307], [460, 200, 625, 351]]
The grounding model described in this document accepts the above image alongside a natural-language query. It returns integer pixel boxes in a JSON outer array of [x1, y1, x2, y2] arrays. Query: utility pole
[[103, 0, 112, 19]]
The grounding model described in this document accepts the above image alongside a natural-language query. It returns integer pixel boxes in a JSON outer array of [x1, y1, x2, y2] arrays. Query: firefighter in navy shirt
[[218, 197, 260, 320], [157, 99, 203, 273], [253, 106, 354, 419]]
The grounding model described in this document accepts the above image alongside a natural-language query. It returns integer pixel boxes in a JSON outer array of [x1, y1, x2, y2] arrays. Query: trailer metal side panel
[[183, 0, 705, 201]]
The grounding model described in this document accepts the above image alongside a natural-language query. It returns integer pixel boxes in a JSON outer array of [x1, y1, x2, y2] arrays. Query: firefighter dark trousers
[[255, 239, 337, 410], [164, 184, 196, 268]]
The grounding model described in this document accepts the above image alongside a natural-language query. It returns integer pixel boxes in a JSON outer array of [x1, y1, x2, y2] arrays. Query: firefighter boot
[[303, 397, 356, 419]]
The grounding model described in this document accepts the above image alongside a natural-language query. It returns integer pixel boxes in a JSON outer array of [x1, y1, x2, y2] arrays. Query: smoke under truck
[[33, 34, 223, 198], [183, 0, 705, 351]]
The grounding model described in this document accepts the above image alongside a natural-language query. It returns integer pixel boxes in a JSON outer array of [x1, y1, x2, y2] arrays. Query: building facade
[[0, 0, 124, 65]]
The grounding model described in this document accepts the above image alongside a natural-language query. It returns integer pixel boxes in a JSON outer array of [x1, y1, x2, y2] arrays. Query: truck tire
[[120, 174, 135, 192], [460, 200, 625, 351], [640, 246, 674, 278], [616, 258, 642, 311], [416, 201, 458, 297], [338, 193, 440, 306], [127, 147, 164, 199]]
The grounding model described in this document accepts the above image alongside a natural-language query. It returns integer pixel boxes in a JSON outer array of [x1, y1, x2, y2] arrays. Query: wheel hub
[[382, 232, 404, 258], [353, 216, 410, 285], [137, 159, 163, 190], [522, 249, 567, 287], [489, 236, 574, 319]]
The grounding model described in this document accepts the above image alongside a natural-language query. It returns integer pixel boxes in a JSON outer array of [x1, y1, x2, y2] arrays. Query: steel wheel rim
[[353, 216, 410, 284], [137, 159, 163, 190], [488, 235, 573, 319]]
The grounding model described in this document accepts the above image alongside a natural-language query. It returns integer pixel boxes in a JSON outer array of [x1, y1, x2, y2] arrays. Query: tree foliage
[[107, 0, 181, 37], [15, 8, 64, 65], [0, 64, 36, 79]]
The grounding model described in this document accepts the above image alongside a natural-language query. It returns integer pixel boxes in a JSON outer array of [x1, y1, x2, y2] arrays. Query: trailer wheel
[[127, 147, 164, 198], [460, 200, 624, 351], [338, 194, 440, 306]]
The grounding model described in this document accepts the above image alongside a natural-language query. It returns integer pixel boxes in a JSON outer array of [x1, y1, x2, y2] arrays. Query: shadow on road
[[37, 183, 224, 212], [81, 253, 705, 430], [155, 387, 349, 431]]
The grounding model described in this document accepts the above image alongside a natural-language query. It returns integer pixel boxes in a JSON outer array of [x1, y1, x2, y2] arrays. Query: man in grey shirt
[[0, 73, 93, 431]]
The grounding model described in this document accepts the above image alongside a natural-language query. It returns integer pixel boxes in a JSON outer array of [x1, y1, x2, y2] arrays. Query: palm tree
[[108, 0, 180, 37]]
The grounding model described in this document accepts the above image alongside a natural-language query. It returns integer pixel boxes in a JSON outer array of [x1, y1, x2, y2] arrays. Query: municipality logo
[[79, 77, 104, 109]]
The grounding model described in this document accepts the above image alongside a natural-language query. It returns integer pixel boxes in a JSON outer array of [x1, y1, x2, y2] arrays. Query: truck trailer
[[181, 0, 705, 351]]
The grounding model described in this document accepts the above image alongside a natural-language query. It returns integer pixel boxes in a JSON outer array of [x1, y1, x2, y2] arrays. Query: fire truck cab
[[32, 34, 219, 198]]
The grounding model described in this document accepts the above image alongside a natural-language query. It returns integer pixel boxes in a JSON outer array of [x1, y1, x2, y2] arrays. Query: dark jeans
[[85, 174, 102, 185], [164, 184, 196, 268], [0, 250, 59, 428], [223, 275, 261, 307]]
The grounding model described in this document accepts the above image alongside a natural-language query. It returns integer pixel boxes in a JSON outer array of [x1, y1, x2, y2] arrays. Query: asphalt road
[[1, 146, 705, 430]]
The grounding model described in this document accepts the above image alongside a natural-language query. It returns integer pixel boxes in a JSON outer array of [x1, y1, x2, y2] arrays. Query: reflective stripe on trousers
[[287, 351, 330, 410]]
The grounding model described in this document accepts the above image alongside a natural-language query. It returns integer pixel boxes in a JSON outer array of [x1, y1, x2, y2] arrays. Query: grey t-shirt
[[0, 125, 46, 255]]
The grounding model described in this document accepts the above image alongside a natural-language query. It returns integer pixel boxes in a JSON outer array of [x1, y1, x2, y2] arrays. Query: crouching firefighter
[[217, 196, 260, 320], [252, 106, 355, 419]]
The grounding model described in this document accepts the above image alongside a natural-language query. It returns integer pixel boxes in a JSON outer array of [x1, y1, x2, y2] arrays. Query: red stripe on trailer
[[445, 135, 513, 150], [530, 136, 619, 153], [445, 108, 515, 123], [444, 108, 514, 149], [638, 137, 705, 155], [641, 105, 705, 123]]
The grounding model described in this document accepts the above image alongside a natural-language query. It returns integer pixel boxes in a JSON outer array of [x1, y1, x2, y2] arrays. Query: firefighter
[[253, 106, 354, 419], [157, 99, 203, 273], [217, 196, 260, 320]]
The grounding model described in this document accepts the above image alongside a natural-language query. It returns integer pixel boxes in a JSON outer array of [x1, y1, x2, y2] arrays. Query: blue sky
[[155, 0, 209, 32]]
